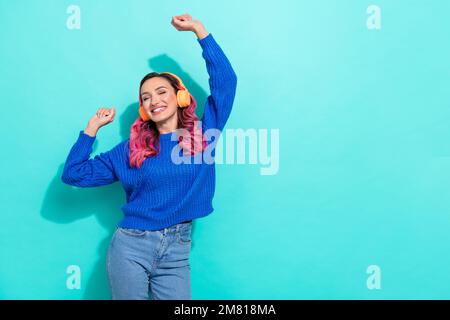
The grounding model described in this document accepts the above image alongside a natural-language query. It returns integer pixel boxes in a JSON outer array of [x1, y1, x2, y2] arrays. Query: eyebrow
[[141, 86, 168, 96]]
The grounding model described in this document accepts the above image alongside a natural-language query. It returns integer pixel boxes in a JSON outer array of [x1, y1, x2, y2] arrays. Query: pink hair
[[129, 76, 207, 168]]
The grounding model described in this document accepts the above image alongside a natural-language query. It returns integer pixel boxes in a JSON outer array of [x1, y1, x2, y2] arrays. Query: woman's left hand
[[171, 14, 204, 33]]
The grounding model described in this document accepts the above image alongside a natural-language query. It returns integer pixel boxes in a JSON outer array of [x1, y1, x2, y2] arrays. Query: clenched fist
[[84, 107, 115, 137], [171, 14, 208, 39]]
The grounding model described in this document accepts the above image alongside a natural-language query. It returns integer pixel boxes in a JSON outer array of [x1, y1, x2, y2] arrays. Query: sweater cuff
[[75, 130, 96, 155], [79, 130, 96, 141], [197, 33, 215, 49]]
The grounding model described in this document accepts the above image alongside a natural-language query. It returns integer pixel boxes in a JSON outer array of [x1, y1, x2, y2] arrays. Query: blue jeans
[[107, 221, 192, 300]]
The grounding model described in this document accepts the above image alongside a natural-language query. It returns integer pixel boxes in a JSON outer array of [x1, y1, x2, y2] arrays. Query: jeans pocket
[[177, 224, 192, 244], [118, 227, 147, 237]]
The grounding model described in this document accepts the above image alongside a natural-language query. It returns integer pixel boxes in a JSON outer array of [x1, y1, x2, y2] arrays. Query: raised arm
[[61, 107, 120, 187], [171, 14, 238, 132]]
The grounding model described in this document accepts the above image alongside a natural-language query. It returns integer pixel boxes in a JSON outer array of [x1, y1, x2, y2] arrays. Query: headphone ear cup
[[139, 105, 151, 121], [177, 90, 191, 108]]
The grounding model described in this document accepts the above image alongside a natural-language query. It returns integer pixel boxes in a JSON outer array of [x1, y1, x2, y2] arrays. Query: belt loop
[[176, 224, 180, 232]]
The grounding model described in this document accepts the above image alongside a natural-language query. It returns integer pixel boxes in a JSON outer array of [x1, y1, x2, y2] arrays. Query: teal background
[[0, 0, 449, 299]]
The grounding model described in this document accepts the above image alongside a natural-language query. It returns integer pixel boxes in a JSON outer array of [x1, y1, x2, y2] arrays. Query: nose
[[151, 96, 162, 106]]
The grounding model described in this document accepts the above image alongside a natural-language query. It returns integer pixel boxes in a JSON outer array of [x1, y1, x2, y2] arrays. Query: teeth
[[152, 107, 165, 113]]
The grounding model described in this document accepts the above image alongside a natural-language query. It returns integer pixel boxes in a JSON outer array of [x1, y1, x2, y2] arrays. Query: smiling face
[[140, 77, 179, 123]]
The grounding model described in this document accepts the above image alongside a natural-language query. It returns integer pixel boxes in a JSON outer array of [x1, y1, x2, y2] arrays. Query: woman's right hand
[[84, 107, 115, 137]]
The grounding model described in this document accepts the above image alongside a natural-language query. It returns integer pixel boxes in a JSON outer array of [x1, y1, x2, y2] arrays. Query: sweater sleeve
[[197, 33, 238, 133], [61, 130, 120, 188]]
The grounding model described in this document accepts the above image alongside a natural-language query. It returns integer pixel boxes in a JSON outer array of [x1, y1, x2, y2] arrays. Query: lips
[[150, 106, 167, 115]]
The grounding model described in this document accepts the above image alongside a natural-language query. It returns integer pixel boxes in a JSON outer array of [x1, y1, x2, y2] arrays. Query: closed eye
[[142, 91, 166, 101]]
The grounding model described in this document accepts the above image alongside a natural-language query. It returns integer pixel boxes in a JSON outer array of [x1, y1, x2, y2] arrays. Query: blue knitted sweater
[[61, 33, 237, 231]]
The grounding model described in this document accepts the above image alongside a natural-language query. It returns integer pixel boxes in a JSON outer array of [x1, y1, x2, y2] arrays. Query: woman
[[61, 14, 237, 300]]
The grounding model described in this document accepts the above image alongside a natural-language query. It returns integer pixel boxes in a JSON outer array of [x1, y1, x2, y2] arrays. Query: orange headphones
[[138, 72, 191, 122]]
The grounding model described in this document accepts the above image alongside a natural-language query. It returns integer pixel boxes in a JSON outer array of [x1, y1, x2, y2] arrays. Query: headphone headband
[[160, 72, 186, 90]]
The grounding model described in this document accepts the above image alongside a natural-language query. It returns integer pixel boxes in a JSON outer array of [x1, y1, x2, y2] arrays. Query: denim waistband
[[160, 220, 192, 234]]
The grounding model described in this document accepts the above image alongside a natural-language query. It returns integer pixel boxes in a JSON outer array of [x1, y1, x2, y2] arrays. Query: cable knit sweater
[[61, 33, 237, 230]]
